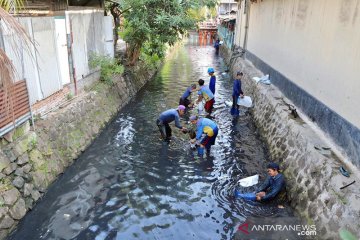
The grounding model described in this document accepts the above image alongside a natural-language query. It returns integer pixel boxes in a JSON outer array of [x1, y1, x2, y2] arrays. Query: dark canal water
[[8, 36, 299, 240]]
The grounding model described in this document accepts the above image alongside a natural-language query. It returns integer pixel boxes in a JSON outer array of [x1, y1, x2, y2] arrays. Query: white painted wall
[[1, 11, 114, 105], [218, 1, 237, 15], [104, 16, 114, 58], [31, 18, 63, 99], [67, 10, 107, 80], [68, 13, 88, 80], [2, 17, 63, 103], [234, 1, 245, 47], [241, 0, 360, 128], [55, 17, 71, 85], [21, 18, 43, 104]]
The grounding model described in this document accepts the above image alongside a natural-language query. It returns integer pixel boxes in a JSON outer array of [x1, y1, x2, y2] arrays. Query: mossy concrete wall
[[222, 46, 360, 239], [0, 64, 156, 239]]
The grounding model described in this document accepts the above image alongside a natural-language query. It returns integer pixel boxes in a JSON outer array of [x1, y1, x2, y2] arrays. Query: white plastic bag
[[237, 96, 252, 108], [238, 174, 259, 187], [225, 100, 233, 107], [189, 139, 196, 149], [198, 101, 205, 115], [260, 74, 269, 81], [253, 74, 271, 85]]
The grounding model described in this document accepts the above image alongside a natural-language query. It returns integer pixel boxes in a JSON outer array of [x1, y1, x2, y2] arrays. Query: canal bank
[[0, 62, 157, 238], [221, 46, 360, 238]]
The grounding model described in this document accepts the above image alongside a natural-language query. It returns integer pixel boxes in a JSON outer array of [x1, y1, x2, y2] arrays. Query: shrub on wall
[[89, 54, 124, 84]]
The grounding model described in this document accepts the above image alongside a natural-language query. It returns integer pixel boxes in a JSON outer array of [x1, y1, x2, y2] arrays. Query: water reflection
[[9, 34, 297, 240]]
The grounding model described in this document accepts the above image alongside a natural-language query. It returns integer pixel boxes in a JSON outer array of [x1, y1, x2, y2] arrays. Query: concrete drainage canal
[[8, 37, 303, 240]]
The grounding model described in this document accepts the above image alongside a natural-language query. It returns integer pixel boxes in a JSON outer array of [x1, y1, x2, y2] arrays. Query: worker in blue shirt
[[179, 84, 197, 109], [231, 71, 244, 115], [197, 79, 215, 115], [189, 115, 218, 155], [157, 105, 187, 142], [208, 67, 216, 95], [214, 39, 220, 54], [256, 162, 286, 203]]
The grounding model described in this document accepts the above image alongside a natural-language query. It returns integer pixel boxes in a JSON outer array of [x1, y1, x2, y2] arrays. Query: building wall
[[0, 11, 114, 137], [246, 0, 360, 129], [67, 10, 108, 81], [1, 11, 112, 105], [218, 1, 237, 15], [234, 1, 247, 48], [233, 0, 360, 166], [1, 12, 109, 105]]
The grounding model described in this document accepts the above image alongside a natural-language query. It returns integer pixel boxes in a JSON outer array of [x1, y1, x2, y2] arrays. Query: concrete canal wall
[[0, 64, 156, 238], [222, 47, 360, 239]]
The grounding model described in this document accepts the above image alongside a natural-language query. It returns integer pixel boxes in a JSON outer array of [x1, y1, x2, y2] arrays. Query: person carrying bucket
[[196, 79, 215, 116], [231, 71, 244, 116], [208, 67, 216, 95], [189, 115, 218, 155], [156, 105, 187, 142]]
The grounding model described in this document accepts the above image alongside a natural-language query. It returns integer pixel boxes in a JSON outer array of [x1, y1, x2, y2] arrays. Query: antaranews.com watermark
[[235, 217, 317, 240]]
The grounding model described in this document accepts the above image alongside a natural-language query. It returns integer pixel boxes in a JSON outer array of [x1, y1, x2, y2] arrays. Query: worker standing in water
[[179, 84, 197, 109], [214, 39, 220, 54], [231, 71, 244, 115], [156, 105, 187, 142], [208, 67, 216, 95], [196, 79, 215, 116]]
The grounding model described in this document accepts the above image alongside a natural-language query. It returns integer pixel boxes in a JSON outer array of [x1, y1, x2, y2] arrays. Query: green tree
[[118, 0, 217, 65], [187, 7, 207, 23], [104, 1, 121, 51]]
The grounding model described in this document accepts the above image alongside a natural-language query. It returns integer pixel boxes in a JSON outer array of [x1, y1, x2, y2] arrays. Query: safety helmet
[[207, 67, 215, 74]]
